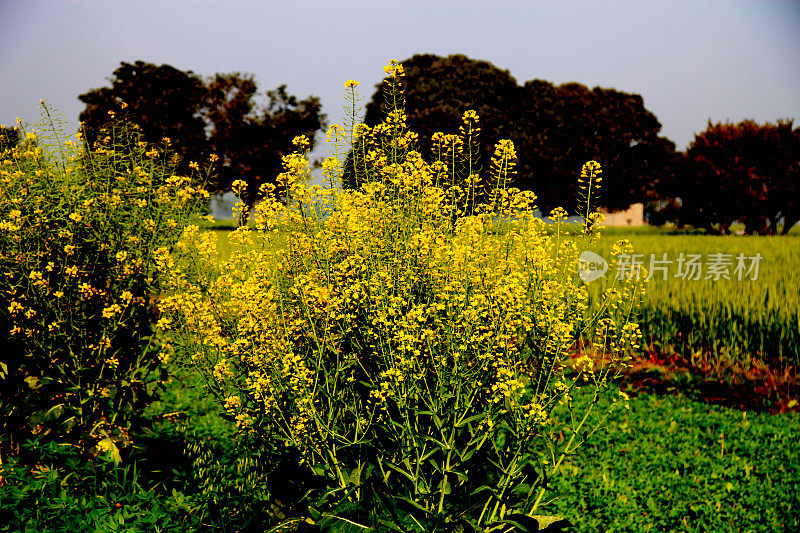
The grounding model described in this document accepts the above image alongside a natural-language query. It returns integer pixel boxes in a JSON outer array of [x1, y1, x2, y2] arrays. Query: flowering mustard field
[[0, 63, 797, 532]]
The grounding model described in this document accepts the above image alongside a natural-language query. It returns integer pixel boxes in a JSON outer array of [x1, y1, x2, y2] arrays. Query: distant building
[[600, 203, 644, 226]]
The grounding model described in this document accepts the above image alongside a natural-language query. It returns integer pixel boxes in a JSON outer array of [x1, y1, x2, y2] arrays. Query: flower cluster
[[158, 65, 644, 528], [0, 104, 207, 456]]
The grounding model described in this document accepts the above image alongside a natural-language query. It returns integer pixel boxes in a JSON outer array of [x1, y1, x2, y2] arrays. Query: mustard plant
[[159, 62, 645, 531], [0, 103, 209, 461]]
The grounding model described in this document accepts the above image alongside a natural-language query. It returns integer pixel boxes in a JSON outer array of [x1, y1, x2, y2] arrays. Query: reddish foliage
[[569, 347, 799, 413]]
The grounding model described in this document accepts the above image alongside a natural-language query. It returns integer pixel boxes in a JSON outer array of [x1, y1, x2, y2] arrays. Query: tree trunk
[[781, 213, 799, 235]]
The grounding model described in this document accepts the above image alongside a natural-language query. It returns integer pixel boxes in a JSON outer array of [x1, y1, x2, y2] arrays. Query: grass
[[544, 385, 800, 532], [577, 231, 800, 373]]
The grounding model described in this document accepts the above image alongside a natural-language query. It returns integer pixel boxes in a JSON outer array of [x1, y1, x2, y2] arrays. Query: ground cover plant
[[542, 386, 800, 532], [157, 64, 647, 531], [0, 365, 240, 533], [3, 365, 797, 533]]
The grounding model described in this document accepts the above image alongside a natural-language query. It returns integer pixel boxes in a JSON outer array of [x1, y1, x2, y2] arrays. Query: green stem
[[529, 389, 601, 514]]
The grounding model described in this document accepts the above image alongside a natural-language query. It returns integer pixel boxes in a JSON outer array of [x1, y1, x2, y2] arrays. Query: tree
[[203, 74, 325, 211], [518, 80, 678, 213], [78, 61, 208, 175], [678, 119, 800, 235], [78, 61, 326, 212], [361, 54, 678, 214]]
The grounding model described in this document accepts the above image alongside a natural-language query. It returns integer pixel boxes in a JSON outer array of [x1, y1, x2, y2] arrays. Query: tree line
[[1, 55, 796, 234]]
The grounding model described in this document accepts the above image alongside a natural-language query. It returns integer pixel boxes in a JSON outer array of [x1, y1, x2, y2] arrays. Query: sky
[[1, 0, 798, 152]]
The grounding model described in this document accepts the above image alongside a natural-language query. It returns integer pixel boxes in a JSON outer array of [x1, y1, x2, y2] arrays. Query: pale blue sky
[[1, 0, 798, 150]]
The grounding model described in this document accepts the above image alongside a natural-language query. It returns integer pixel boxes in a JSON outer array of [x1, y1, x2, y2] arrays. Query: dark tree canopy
[[519, 80, 678, 213], [362, 53, 677, 214], [79, 61, 208, 175], [678, 119, 800, 235], [203, 74, 325, 209], [363, 54, 522, 179], [0, 125, 21, 152], [78, 61, 325, 211]]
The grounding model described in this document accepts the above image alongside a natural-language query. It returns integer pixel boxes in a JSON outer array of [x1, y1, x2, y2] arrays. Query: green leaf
[[349, 464, 362, 486], [450, 468, 469, 485], [96, 437, 122, 465], [394, 495, 433, 516], [383, 461, 416, 484], [43, 403, 64, 422], [469, 484, 501, 499], [455, 412, 487, 428], [421, 434, 448, 450], [460, 446, 477, 462], [419, 447, 439, 462]]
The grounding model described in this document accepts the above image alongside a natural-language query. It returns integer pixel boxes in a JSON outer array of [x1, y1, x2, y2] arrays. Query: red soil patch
[[569, 348, 799, 414]]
